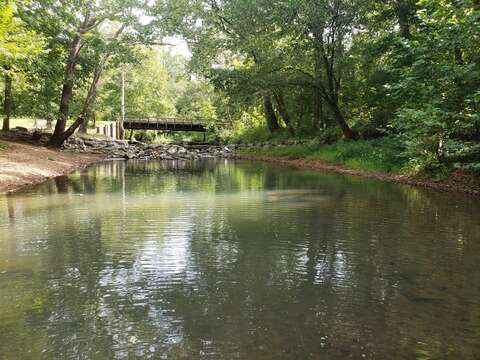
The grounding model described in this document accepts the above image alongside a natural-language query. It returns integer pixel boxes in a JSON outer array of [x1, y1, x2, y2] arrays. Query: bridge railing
[[124, 117, 206, 125]]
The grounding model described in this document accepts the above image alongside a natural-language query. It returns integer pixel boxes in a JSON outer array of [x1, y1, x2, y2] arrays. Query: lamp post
[[119, 69, 125, 139]]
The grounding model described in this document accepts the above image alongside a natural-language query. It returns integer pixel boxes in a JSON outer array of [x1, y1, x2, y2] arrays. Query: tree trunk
[[49, 33, 83, 145], [79, 116, 88, 134], [50, 57, 106, 147], [313, 91, 324, 130], [49, 18, 122, 147], [44, 79, 53, 131], [312, 45, 326, 131], [274, 92, 294, 135], [46, 115, 52, 130], [2, 70, 13, 132], [326, 99, 358, 140], [395, 0, 413, 40], [263, 96, 280, 133]]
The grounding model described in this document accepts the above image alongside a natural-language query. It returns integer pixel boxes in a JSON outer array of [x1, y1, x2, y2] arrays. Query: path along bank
[[0, 140, 103, 193]]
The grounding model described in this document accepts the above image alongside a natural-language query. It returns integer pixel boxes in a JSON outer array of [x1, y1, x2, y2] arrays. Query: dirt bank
[[0, 140, 104, 194], [237, 155, 480, 196]]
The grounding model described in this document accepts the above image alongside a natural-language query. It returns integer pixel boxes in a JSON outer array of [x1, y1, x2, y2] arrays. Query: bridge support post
[[116, 120, 124, 140]]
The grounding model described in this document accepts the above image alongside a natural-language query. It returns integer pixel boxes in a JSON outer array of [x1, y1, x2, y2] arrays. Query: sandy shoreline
[[0, 140, 104, 194], [237, 155, 480, 197]]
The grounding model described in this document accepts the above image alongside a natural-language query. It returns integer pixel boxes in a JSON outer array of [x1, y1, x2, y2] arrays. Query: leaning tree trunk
[[327, 99, 358, 140], [2, 70, 13, 132], [49, 33, 83, 146], [313, 30, 358, 140], [50, 57, 106, 147], [49, 9, 101, 146], [263, 96, 280, 133], [274, 92, 294, 135]]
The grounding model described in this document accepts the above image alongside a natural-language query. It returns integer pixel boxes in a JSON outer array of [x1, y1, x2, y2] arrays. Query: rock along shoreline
[[62, 135, 236, 160]]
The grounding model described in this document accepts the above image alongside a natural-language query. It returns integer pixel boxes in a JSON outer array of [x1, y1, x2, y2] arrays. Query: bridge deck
[[123, 118, 207, 132]]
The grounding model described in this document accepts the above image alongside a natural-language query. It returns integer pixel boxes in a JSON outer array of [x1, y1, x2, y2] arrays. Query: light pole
[[119, 69, 126, 140]]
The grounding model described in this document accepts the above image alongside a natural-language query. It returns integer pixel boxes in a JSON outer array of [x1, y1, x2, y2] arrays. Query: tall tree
[[21, 0, 159, 147], [158, 0, 295, 134], [270, 0, 362, 139], [0, 0, 41, 131]]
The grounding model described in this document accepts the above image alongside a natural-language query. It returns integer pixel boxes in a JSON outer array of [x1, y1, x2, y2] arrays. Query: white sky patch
[[138, 13, 191, 59], [164, 36, 191, 59]]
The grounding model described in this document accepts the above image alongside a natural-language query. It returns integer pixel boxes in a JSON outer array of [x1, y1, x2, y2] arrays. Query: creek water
[[0, 160, 479, 359]]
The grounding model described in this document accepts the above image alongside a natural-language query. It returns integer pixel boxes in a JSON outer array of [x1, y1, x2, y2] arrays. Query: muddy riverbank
[[0, 140, 103, 193]]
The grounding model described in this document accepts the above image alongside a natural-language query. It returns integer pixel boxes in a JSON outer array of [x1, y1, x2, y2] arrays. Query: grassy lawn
[[8, 118, 41, 128], [238, 138, 408, 173], [8, 118, 116, 130]]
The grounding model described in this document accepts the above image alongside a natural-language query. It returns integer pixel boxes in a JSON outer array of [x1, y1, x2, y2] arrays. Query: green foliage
[[0, 0, 478, 177], [95, 47, 221, 145], [391, 0, 480, 174], [0, 1, 42, 67], [308, 139, 407, 172], [133, 130, 156, 143], [228, 125, 272, 144], [97, 48, 177, 120], [240, 138, 408, 173], [176, 81, 218, 123]]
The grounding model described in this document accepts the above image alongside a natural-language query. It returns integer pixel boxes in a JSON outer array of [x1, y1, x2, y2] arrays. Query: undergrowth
[[238, 138, 408, 173]]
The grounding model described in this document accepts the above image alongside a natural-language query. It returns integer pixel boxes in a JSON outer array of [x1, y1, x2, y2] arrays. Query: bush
[[134, 130, 156, 143], [239, 137, 408, 173], [229, 125, 272, 144]]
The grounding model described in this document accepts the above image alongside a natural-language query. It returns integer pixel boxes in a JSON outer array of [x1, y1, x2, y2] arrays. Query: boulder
[[167, 146, 178, 155], [177, 146, 187, 155]]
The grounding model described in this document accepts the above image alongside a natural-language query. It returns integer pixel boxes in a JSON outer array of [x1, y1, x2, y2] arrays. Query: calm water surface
[[0, 160, 479, 359]]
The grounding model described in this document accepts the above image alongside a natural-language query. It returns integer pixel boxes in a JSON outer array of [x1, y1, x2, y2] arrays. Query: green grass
[[238, 138, 408, 173], [0, 141, 9, 150], [8, 117, 112, 129], [8, 117, 42, 128]]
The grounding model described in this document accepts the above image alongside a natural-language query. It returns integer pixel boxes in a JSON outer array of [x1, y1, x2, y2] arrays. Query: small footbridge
[[123, 117, 208, 132], [93, 117, 228, 140]]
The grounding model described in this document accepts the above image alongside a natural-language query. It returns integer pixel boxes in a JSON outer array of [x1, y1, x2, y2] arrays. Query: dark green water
[[0, 160, 479, 360]]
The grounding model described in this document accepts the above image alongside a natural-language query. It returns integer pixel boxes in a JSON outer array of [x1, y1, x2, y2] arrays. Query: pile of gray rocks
[[1, 128, 310, 160], [62, 136, 236, 160]]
